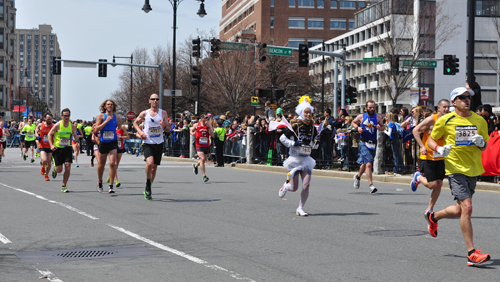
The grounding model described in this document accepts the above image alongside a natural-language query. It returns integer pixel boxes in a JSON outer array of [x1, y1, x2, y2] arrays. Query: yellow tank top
[[54, 121, 72, 148], [421, 114, 444, 161]]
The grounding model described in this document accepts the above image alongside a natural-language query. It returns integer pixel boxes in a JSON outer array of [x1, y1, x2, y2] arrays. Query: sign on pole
[[163, 89, 183, 97], [126, 111, 136, 120], [251, 96, 259, 106], [266, 46, 293, 57], [219, 42, 250, 52], [363, 57, 385, 63], [403, 60, 437, 68]]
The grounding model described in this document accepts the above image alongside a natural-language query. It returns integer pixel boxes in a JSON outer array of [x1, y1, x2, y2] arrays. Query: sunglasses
[[150, 98, 160, 101], [456, 95, 471, 100], [63, 115, 71, 117]]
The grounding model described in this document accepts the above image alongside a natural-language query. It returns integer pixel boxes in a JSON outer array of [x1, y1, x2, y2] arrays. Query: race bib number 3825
[[455, 125, 477, 146]]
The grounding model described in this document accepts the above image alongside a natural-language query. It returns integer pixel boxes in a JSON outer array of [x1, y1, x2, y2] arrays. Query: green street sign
[[219, 42, 250, 52], [266, 46, 293, 57], [404, 59, 437, 68], [363, 57, 385, 63]]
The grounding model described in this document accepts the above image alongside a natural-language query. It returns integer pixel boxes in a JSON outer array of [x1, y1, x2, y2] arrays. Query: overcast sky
[[15, 0, 221, 121]]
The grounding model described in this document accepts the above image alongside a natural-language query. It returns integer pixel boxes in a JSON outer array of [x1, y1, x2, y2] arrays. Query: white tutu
[[283, 155, 316, 174]]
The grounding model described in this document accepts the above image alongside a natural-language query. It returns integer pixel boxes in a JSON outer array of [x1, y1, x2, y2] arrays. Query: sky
[[15, 0, 221, 121]]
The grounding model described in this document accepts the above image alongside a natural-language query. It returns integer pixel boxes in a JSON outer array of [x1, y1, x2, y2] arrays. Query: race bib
[[199, 137, 208, 145], [102, 130, 115, 141], [27, 133, 34, 138], [299, 145, 312, 156], [59, 138, 69, 147], [455, 126, 477, 146], [43, 135, 49, 143], [149, 126, 161, 137]]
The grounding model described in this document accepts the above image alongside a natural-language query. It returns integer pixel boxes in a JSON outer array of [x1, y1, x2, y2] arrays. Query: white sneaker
[[279, 182, 288, 198], [369, 184, 378, 194], [296, 208, 308, 216], [353, 174, 360, 189]]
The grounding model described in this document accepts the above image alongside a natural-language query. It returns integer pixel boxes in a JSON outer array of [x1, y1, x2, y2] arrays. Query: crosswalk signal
[[52, 57, 61, 75], [191, 65, 201, 86], [298, 44, 309, 67], [98, 59, 107, 77], [443, 54, 453, 75], [451, 55, 459, 75], [210, 38, 221, 58], [192, 37, 201, 58], [257, 42, 267, 62]]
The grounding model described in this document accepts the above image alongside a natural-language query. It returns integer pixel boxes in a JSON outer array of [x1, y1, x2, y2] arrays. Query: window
[[289, 17, 305, 28], [308, 18, 324, 29], [0, 56, 3, 79], [289, 0, 295, 7], [288, 38, 305, 48], [298, 0, 314, 7], [358, 1, 365, 8], [271, 16, 274, 28], [317, 0, 324, 8], [0, 0, 3, 21], [349, 19, 355, 29], [0, 29, 3, 49], [340, 1, 355, 8], [330, 18, 346, 29], [271, 0, 274, 6], [330, 1, 337, 8], [307, 39, 323, 48]]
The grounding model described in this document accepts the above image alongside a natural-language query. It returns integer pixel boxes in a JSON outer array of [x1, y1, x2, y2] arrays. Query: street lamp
[[197, 0, 207, 18], [113, 54, 134, 112], [10, 67, 28, 121]]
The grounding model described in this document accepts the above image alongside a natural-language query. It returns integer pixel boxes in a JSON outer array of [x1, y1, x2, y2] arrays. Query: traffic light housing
[[451, 55, 459, 74], [443, 54, 453, 75], [52, 57, 61, 75], [298, 44, 309, 67], [346, 85, 357, 104], [192, 37, 201, 58], [392, 56, 400, 75], [274, 89, 285, 100], [210, 38, 221, 58], [257, 42, 267, 62], [191, 65, 201, 86], [98, 59, 107, 77], [336, 88, 342, 106]]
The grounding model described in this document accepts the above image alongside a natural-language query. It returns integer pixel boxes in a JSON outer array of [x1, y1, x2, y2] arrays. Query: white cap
[[450, 87, 474, 101]]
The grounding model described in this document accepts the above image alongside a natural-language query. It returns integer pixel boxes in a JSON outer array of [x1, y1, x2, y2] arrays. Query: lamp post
[[142, 0, 207, 120], [113, 54, 133, 112], [9, 67, 28, 121]]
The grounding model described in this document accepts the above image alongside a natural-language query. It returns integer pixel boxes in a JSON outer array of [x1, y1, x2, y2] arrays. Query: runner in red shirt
[[190, 114, 214, 182], [36, 113, 54, 181]]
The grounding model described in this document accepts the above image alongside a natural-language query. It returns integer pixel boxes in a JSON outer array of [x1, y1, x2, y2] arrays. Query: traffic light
[[52, 57, 61, 75], [192, 37, 201, 58], [298, 44, 309, 67], [98, 59, 107, 77], [336, 88, 342, 106], [191, 65, 201, 86], [443, 54, 453, 75], [210, 38, 221, 58], [257, 42, 267, 62], [451, 55, 459, 74], [392, 56, 400, 75], [346, 85, 357, 104], [274, 89, 285, 100]]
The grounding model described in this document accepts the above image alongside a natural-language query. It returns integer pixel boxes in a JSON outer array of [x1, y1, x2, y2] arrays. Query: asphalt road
[[0, 147, 499, 281]]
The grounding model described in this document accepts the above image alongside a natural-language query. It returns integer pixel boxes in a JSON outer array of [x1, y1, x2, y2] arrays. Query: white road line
[[0, 182, 99, 220], [108, 224, 256, 282], [36, 269, 63, 282], [0, 232, 12, 244]]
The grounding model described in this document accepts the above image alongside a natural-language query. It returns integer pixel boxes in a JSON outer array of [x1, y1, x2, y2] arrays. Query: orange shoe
[[427, 211, 438, 237], [467, 249, 490, 266], [44, 175, 50, 181], [41, 166, 45, 175]]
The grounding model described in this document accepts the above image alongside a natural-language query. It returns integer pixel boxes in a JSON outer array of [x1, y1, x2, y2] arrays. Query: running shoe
[[75, 163, 79, 167], [424, 208, 433, 224], [144, 186, 152, 200], [467, 249, 491, 266], [23, 154, 27, 161], [44, 175, 50, 181], [36, 153, 40, 158], [108, 188, 115, 194], [91, 158, 94, 167], [52, 170, 57, 179], [296, 208, 308, 216], [279, 182, 288, 198], [353, 174, 360, 189], [61, 186, 68, 193], [30, 158, 34, 163], [427, 211, 438, 237], [369, 184, 378, 194], [193, 163, 198, 175], [96, 181, 103, 193], [203, 175, 209, 183], [115, 181, 121, 188], [41, 166, 45, 175], [106, 176, 110, 183], [411, 172, 421, 192]]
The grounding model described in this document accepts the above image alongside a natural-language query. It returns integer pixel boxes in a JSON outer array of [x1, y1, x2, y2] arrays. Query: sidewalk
[[162, 156, 500, 192]]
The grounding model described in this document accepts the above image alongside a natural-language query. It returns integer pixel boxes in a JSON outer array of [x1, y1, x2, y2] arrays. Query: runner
[[277, 96, 318, 216], [351, 100, 385, 193], [410, 99, 450, 216], [18, 117, 27, 158], [133, 93, 169, 200], [35, 113, 54, 181], [190, 114, 214, 182], [48, 108, 79, 193], [107, 124, 129, 187], [0, 117, 8, 163], [91, 123, 100, 167], [427, 87, 491, 266], [95, 99, 121, 194], [72, 120, 83, 167], [21, 118, 37, 163]]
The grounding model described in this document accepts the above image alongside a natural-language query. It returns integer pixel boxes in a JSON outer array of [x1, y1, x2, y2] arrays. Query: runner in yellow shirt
[[21, 118, 37, 163]]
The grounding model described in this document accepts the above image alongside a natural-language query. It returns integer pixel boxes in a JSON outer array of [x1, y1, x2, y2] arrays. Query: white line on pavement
[[36, 268, 63, 282], [0, 232, 12, 244], [0, 182, 99, 220], [108, 224, 256, 282]]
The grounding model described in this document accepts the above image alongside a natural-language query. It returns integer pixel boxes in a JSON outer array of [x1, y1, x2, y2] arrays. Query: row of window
[[223, 4, 254, 34], [287, 0, 367, 9], [271, 17, 354, 30]]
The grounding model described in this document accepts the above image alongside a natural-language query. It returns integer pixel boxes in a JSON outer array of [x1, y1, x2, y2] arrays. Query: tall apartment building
[[0, 0, 16, 118], [220, 0, 370, 47], [15, 24, 61, 118]]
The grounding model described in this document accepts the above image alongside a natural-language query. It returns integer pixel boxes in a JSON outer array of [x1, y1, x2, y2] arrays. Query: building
[[220, 0, 370, 46], [0, 0, 16, 119], [308, 0, 500, 114], [15, 24, 61, 119]]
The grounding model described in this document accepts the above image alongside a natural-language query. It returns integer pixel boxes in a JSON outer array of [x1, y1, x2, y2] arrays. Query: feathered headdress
[[295, 95, 314, 119]]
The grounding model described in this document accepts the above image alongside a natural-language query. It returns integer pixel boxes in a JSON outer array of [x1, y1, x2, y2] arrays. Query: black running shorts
[[143, 143, 163, 165], [52, 146, 73, 166], [421, 159, 445, 182], [98, 140, 118, 154]]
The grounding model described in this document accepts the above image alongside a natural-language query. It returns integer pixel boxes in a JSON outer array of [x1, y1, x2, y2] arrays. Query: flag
[[269, 117, 297, 138]]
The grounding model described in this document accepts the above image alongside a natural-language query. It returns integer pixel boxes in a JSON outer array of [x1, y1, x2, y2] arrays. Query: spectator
[[275, 113, 287, 164], [264, 101, 275, 121], [385, 112, 404, 174], [477, 104, 496, 135], [467, 74, 482, 111]]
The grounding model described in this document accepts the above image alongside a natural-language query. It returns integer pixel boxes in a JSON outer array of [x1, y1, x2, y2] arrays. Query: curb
[[162, 156, 500, 192]]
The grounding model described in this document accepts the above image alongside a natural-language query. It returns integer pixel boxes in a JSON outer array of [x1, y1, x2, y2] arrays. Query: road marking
[[0, 182, 99, 220], [36, 268, 63, 282], [108, 224, 256, 282], [0, 232, 12, 244]]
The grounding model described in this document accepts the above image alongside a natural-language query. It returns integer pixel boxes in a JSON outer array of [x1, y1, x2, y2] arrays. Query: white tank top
[[143, 109, 164, 144]]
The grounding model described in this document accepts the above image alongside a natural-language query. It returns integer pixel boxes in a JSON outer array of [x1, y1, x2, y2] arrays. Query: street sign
[[403, 60, 437, 68], [266, 46, 293, 57], [126, 111, 136, 120], [251, 96, 259, 106], [163, 89, 183, 97], [363, 57, 385, 63], [219, 42, 250, 52]]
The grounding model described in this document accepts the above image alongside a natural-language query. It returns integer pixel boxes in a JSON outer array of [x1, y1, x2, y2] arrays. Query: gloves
[[36, 136, 42, 141], [471, 134, 486, 148], [293, 140, 302, 147], [436, 144, 452, 157]]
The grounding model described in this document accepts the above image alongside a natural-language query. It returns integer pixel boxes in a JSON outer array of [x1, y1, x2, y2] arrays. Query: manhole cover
[[365, 230, 427, 237], [16, 245, 157, 263], [395, 202, 427, 205]]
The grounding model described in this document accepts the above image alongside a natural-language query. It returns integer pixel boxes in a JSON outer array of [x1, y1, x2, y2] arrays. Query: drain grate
[[365, 230, 427, 237], [16, 245, 157, 264]]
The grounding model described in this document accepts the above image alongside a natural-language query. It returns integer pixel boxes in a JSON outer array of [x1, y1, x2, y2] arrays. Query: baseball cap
[[450, 87, 474, 101]]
